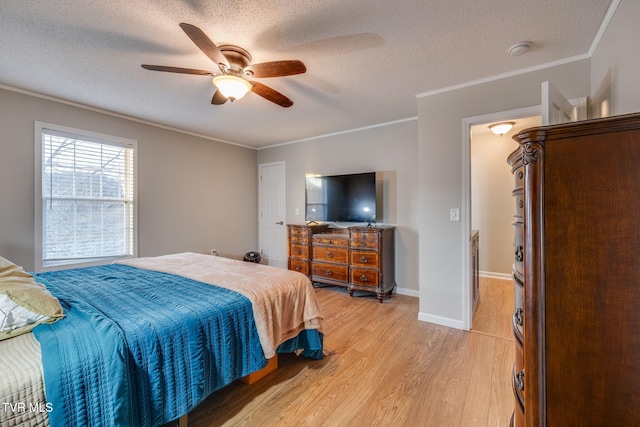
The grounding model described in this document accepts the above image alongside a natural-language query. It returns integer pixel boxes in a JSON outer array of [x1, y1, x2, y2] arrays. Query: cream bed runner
[[116, 252, 323, 359]]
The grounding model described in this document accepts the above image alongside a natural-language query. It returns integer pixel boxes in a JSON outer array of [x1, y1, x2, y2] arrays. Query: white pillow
[[0, 256, 64, 340], [0, 293, 51, 332]]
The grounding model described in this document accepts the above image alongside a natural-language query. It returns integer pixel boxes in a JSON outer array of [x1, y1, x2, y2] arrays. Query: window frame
[[34, 121, 138, 272]]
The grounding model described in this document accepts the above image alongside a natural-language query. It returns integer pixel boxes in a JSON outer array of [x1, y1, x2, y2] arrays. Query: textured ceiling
[[0, 0, 615, 148]]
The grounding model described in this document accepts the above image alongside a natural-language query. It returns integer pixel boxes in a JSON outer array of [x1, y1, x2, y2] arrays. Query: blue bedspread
[[33, 264, 271, 427]]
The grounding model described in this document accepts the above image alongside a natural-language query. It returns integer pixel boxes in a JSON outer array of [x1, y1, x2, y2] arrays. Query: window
[[35, 122, 137, 271]]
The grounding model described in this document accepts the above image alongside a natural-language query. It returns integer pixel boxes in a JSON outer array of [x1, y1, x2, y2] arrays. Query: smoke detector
[[509, 41, 532, 56]]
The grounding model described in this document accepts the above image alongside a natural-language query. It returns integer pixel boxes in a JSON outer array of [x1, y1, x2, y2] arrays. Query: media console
[[287, 224, 396, 302]]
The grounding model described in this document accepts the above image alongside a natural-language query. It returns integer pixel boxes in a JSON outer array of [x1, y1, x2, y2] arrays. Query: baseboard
[[418, 312, 464, 330], [395, 286, 419, 298], [479, 271, 511, 280]]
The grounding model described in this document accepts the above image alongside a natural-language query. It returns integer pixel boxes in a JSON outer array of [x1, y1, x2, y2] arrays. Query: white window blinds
[[38, 125, 136, 267]]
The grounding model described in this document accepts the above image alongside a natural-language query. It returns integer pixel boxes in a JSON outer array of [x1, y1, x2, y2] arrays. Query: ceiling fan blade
[[179, 23, 230, 72], [245, 60, 306, 78], [211, 89, 228, 105], [250, 81, 294, 107], [141, 64, 214, 75]]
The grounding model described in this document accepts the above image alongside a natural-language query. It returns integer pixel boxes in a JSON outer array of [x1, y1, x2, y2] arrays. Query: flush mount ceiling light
[[509, 41, 532, 56], [490, 122, 515, 136], [212, 74, 252, 101]]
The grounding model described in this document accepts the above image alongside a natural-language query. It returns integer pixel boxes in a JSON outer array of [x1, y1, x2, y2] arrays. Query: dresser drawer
[[513, 223, 524, 275], [513, 278, 523, 308], [289, 243, 309, 259], [288, 259, 309, 275], [512, 308, 524, 343], [289, 234, 310, 244], [312, 246, 349, 263], [349, 230, 379, 247], [513, 164, 524, 188], [350, 267, 380, 287], [513, 344, 525, 402], [288, 226, 310, 237], [312, 234, 349, 246], [513, 392, 524, 427], [311, 261, 349, 283], [513, 188, 524, 220], [350, 250, 379, 267]]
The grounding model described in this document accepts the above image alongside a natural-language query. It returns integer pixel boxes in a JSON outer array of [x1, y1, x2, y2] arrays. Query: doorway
[[461, 106, 540, 330], [469, 115, 541, 336], [258, 161, 287, 268]]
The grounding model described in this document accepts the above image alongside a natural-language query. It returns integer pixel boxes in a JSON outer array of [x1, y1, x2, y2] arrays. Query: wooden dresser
[[348, 226, 396, 302], [508, 113, 640, 426], [311, 232, 350, 287], [287, 224, 396, 302], [287, 224, 329, 277]]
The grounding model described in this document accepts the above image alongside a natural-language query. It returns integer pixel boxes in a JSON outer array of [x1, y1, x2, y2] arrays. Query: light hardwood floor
[[471, 277, 513, 340], [187, 279, 513, 427]]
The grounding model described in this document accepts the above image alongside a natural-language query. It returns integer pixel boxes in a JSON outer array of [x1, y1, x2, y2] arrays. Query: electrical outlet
[[295, 208, 300, 216], [450, 208, 460, 222], [210, 249, 218, 256]]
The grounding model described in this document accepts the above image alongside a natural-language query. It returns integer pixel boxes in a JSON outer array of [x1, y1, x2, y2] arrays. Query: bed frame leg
[[179, 414, 188, 427]]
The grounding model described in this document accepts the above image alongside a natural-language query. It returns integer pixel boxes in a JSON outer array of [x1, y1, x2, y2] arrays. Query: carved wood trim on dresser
[[508, 112, 640, 426]]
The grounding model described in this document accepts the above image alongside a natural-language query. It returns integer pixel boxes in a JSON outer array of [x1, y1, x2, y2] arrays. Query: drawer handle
[[360, 274, 368, 282], [518, 171, 523, 180], [514, 308, 523, 327], [326, 269, 332, 276], [295, 265, 302, 271], [519, 199, 524, 208], [295, 249, 302, 255], [327, 251, 333, 258], [515, 245, 523, 262], [360, 256, 368, 263], [515, 369, 525, 391]]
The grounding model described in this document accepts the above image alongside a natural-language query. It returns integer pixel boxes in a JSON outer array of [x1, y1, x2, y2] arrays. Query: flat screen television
[[305, 172, 376, 223]]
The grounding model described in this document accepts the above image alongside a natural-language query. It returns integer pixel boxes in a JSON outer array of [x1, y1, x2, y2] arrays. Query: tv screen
[[305, 172, 376, 223]]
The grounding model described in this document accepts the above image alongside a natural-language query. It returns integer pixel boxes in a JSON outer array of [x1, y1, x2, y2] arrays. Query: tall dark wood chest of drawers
[[507, 113, 640, 426]]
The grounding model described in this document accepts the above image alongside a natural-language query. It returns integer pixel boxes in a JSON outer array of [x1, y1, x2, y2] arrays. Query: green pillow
[[0, 256, 64, 340]]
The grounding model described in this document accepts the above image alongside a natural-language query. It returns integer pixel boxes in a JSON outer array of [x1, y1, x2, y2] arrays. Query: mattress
[[0, 333, 49, 427]]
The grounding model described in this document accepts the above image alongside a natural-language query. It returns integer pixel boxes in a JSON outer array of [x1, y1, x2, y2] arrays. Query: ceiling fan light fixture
[[489, 122, 515, 136], [212, 74, 252, 101]]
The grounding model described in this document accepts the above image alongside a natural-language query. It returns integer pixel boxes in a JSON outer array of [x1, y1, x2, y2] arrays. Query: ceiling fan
[[141, 23, 306, 107]]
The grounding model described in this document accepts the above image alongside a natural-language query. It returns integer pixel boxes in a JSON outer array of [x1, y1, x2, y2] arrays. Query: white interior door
[[259, 162, 287, 268], [542, 80, 576, 125]]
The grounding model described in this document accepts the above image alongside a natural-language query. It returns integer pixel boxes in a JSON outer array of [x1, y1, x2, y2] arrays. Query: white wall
[[591, 0, 640, 117], [0, 88, 258, 271], [418, 59, 591, 327], [256, 119, 419, 294]]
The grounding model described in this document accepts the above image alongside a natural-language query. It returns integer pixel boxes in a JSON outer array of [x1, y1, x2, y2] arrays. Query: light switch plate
[[450, 208, 460, 221]]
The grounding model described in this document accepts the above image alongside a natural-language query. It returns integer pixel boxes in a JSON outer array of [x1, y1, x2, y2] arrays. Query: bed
[[0, 252, 324, 427]]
